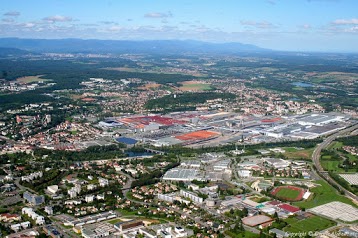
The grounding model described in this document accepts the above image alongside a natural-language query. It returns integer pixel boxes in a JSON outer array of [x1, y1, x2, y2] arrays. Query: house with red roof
[[0, 213, 21, 222]]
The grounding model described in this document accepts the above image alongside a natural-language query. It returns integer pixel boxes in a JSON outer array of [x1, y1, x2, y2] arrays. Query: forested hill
[[0, 47, 32, 57], [0, 38, 268, 54]]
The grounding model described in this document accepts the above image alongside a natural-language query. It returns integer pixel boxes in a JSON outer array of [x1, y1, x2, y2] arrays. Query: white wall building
[[180, 190, 203, 204]]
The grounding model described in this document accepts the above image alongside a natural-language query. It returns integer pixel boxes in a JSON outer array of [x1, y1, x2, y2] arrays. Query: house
[[44, 206, 53, 215], [0, 213, 21, 222], [85, 195, 94, 203], [98, 177, 109, 187]]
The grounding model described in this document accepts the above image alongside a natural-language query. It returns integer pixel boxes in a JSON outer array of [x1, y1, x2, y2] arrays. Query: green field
[[275, 188, 301, 200], [294, 180, 357, 209], [327, 142, 343, 150], [284, 216, 336, 233], [321, 160, 342, 172], [179, 83, 212, 91], [107, 218, 123, 224], [225, 230, 259, 238]]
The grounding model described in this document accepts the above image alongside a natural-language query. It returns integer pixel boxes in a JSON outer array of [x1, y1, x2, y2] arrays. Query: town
[[0, 37, 358, 238]]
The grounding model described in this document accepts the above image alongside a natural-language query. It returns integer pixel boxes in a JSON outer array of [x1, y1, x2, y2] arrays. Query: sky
[[0, 0, 357, 52]]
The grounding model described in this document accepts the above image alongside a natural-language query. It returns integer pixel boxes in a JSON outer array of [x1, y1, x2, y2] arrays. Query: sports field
[[271, 186, 304, 201], [275, 188, 301, 200], [284, 215, 336, 233], [175, 130, 219, 141]]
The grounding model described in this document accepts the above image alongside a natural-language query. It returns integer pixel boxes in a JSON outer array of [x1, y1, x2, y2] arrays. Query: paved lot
[[308, 201, 358, 222]]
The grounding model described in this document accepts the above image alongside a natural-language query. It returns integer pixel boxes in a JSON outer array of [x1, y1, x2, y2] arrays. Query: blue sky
[[0, 0, 357, 52]]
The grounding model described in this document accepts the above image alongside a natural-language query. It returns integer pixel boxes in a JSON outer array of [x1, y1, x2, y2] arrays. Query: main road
[[311, 123, 358, 203]]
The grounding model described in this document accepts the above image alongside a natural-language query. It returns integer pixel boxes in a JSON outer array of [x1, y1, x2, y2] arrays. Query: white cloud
[[332, 18, 358, 25], [299, 24, 312, 30], [144, 12, 173, 18], [108, 26, 122, 32], [20, 22, 36, 28], [241, 20, 275, 29], [43, 15, 73, 23], [4, 11, 20, 17]]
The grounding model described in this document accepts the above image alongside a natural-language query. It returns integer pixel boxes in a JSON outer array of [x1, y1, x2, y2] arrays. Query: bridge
[[144, 148, 165, 155]]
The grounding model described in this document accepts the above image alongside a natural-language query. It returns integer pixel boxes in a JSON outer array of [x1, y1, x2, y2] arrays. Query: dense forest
[[336, 135, 358, 146], [33, 144, 127, 162]]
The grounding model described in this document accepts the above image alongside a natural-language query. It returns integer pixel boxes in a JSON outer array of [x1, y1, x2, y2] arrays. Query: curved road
[[312, 124, 358, 203]]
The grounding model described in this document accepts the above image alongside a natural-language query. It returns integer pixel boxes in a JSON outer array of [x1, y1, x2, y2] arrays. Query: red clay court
[[175, 130, 220, 141], [271, 185, 305, 201], [261, 117, 282, 123]]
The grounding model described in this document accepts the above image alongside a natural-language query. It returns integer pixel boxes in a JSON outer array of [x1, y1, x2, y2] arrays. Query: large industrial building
[[162, 168, 201, 181]]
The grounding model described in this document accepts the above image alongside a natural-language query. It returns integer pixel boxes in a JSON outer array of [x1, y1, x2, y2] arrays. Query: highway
[[311, 123, 358, 203]]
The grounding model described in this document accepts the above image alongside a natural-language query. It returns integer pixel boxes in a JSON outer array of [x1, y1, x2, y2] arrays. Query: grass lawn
[[346, 154, 358, 162], [275, 188, 301, 200], [179, 83, 212, 91], [294, 180, 357, 209], [107, 218, 123, 224], [327, 142, 343, 150], [284, 147, 299, 152], [284, 215, 336, 233], [321, 155, 332, 160], [283, 147, 314, 160], [321, 160, 342, 172]]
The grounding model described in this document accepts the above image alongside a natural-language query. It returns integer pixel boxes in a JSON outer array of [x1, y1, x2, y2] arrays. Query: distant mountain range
[[0, 38, 269, 54]]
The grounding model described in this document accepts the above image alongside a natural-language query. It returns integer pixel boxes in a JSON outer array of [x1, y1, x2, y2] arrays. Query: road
[[51, 220, 74, 238], [117, 171, 135, 195], [311, 123, 358, 203], [230, 162, 262, 196], [14, 177, 37, 194]]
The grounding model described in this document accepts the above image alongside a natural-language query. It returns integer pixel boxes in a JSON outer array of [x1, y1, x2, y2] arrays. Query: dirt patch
[[138, 83, 162, 90]]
